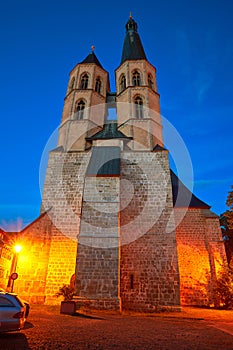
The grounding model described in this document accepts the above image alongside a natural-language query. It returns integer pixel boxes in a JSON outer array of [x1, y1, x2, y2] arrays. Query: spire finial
[[91, 45, 95, 52], [129, 11, 133, 19]]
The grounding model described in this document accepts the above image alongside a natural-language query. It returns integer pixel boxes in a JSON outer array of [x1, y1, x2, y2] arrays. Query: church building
[[0, 16, 226, 311]]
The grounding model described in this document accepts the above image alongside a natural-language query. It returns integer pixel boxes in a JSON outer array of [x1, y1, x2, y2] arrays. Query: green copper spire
[[121, 15, 147, 64]]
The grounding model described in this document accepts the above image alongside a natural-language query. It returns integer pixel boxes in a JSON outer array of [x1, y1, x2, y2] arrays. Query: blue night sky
[[0, 0, 232, 230]]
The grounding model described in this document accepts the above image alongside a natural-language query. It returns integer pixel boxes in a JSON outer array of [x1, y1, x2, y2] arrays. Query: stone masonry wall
[[0, 243, 13, 290], [12, 149, 92, 304], [75, 176, 120, 310], [44, 224, 77, 305], [120, 150, 180, 311], [41, 150, 91, 241], [175, 208, 226, 306], [11, 213, 52, 304], [11, 212, 77, 305]]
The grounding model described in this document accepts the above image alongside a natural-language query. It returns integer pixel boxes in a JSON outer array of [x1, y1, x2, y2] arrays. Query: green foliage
[[220, 186, 233, 265], [55, 284, 74, 301], [225, 186, 233, 229], [215, 262, 233, 309]]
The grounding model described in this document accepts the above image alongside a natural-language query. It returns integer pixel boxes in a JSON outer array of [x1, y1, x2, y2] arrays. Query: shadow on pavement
[[24, 321, 34, 330], [0, 332, 30, 349], [73, 312, 104, 320]]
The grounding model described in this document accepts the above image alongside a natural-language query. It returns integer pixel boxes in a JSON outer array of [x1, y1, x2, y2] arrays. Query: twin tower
[[40, 16, 225, 311], [42, 16, 180, 311], [57, 16, 163, 153]]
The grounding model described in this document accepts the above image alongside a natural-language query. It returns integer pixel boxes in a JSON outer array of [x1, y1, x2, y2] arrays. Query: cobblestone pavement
[[0, 306, 233, 350]]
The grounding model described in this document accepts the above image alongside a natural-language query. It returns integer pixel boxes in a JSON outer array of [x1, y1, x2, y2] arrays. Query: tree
[[225, 185, 233, 229], [215, 261, 233, 309], [220, 185, 233, 265]]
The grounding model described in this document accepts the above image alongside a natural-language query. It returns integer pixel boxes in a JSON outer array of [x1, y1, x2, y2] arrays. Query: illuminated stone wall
[[0, 232, 13, 290], [175, 208, 226, 306], [120, 150, 180, 311], [1, 148, 226, 309], [9, 213, 76, 305]]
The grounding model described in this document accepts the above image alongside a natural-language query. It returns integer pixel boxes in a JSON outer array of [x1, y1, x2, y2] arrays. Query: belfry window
[[120, 74, 126, 92], [80, 74, 89, 89], [148, 74, 154, 89], [68, 77, 75, 93], [132, 70, 141, 86], [76, 100, 85, 120], [95, 78, 101, 93], [134, 96, 144, 119]]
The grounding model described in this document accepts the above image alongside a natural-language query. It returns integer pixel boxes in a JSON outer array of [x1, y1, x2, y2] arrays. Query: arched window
[[132, 70, 141, 86], [76, 100, 85, 120], [120, 74, 126, 92], [95, 78, 101, 93], [134, 96, 144, 119], [68, 77, 75, 93], [148, 74, 154, 89], [80, 74, 89, 89]]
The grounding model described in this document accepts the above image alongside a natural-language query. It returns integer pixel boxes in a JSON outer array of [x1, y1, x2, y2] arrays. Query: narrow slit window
[[68, 77, 75, 93], [134, 96, 144, 119], [80, 74, 89, 89], [130, 274, 134, 289], [95, 78, 101, 93], [76, 100, 85, 120], [120, 74, 126, 92], [132, 70, 141, 86], [148, 74, 154, 89]]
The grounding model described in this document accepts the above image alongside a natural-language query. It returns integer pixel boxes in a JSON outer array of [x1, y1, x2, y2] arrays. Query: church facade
[[0, 17, 226, 311]]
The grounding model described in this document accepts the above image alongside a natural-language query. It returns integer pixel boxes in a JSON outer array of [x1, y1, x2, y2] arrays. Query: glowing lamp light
[[14, 244, 22, 253]]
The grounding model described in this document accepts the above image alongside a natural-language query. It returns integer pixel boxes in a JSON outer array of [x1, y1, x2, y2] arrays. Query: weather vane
[[129, 11, 133, 19], [91, 45, 95, 52]]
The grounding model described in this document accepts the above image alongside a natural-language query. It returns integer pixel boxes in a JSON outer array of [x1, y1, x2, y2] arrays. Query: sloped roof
[[170, 170, 210, 209], [86, 146, 120, 176], [87, 121, 130, 140], [80, 51, 103, 68], [121, 17, 147, 64]]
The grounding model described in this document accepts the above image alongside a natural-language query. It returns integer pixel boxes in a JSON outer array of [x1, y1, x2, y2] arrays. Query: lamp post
[[11, 244, 22, 293]]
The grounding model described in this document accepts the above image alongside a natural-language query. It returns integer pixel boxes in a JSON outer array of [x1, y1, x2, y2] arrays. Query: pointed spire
[[80, 48, 103, 68], [121, 16, 147, 64]]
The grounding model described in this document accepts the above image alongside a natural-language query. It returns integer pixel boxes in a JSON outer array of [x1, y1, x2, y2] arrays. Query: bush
[[55, 284, 74, 301], [215, 262, 233, 309]]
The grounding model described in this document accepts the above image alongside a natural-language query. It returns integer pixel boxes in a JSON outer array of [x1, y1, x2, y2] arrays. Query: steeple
[[116, 15, 162, 150], [121, 15, 147, 64], [80, 49, 103, 68], [57, 46, 109, 151]]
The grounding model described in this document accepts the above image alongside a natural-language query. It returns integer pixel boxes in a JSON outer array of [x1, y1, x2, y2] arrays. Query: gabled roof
[[80, 51, 103, 68], [87, 121, 130, 140], [170, 170, 210, 209], [121, 16, 147, 64]]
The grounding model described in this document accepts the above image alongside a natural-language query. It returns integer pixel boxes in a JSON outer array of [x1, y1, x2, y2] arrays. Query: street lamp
[[11, 244, 22, 293], [14, 245, 22, 254]]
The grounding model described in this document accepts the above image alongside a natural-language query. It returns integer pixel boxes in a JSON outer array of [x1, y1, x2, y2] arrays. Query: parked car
[[0, 292, 29, 332], [0, 288, 30, 319]]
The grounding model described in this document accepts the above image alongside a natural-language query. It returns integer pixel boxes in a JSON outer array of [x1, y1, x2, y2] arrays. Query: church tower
[[1, 12, 226, 311], [116, 16, 163, 150], [4, 14, 226, 310], [39, 15, 181, 311], [71, 16, 181, 311], [58, 49, 110, 151]]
